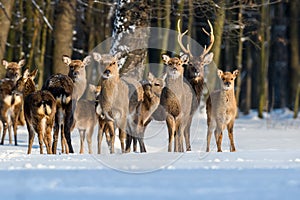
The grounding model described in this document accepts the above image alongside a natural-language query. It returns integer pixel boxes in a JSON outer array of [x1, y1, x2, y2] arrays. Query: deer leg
[[61, 124, 66, 154], [133, 137, 138, 152], [119, 129, 126, 153], [138, 134, 146, 153], [0, 122, 8, 145], [108, 123, 115, 154], [86, 127, 93, 154], [227, 121, 236, 152], [8, 124, 12, 145], [26, 124, 35, 154], [52, 121, 59, 154], [184, 119, 192, 151], [97, 121, 105, 154], [45, 125, 52, 154], [79, 129, 85, 154], [206, 127, 213, 152], [13, 115, 19, 146], [37, 130, 44, 155], [215, 125, 223, 152], [166, 116, 175, 152], [125, 133, 133, 153], [64, 103, 74, 153]]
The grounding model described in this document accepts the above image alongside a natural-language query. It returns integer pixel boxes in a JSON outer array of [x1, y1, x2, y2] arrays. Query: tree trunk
[[111, 0, 150, 80], [207, 0, 225, 90], [0, 0, 15, 76], [244, 42, 252, 115], [290, 0, 300, 109], [53, 0, 77, 74], [258, 0, 270, 118], [235, 1, 244, 117], [157, 0, 171, 77]]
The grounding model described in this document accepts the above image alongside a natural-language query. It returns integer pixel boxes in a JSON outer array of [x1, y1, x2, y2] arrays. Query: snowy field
[[1, 109, 300, 199]]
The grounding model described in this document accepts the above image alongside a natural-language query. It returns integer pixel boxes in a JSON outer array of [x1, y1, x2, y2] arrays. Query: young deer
[[14, 69, 56, 154], [73, 84, 99, 154], [2, 59, 25, 82], [206, 69, 239, 152], [95, 55, 129, 154], [0, 79, 22, 145], [42, 55, 91, 154], [160, 54, 194, 152], [125, 72, 166, 153], [177, 19, 214, 151], [2, 58, 26, 126]]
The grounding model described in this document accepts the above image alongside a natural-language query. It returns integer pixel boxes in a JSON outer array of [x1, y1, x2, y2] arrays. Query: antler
[[177, 19, 193, 59], [200, 20, 215, 60]]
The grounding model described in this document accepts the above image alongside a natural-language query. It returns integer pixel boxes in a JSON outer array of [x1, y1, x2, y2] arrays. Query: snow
[[1, 110, 300, 199]]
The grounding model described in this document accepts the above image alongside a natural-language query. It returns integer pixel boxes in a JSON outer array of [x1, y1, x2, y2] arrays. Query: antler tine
[[200, 20, 215, 59], [177, 19, 193, 58]]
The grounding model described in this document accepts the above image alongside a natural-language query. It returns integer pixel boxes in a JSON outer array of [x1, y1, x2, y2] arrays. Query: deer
[[0, 78, 22, 145], [2, 59, 25, 82], [14, 69, 56, 154], [93, 53, 129, 154], [160, 54, 195, 152], [206, 69, 239, 152], [73, 84, 99, 154], [42, 55, 91, 154], [176, 19, 215, 151], [125, 72, 166, 153], [2, 58, 26, 126]]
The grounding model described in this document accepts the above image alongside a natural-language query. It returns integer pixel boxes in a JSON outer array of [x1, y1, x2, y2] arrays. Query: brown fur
[[160, 54, 194, 152], [0, 78, 22, 145], [14, 69, 56, 154], [42, 73, 74, 154], [63, 55, 91, 100], [125, 72, 166, 153], [96, 57, 129, 153], [2, 59, 25, 82], [206, 69, 239, 152], [73, 85, 98, 154]]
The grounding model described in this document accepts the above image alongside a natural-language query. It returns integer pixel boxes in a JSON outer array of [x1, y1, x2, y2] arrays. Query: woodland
[[0, 0, 299, 118]]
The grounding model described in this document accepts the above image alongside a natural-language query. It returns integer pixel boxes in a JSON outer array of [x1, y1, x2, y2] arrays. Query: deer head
[[177, 20, 214, 80], [2, 59, 25, 81], [162, 54, 189, 79], [62, 55, 91, 81], [217, 69, 239, 91]]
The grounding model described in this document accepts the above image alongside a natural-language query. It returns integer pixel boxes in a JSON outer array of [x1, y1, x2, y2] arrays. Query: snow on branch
[[31, 0, 53, 31]]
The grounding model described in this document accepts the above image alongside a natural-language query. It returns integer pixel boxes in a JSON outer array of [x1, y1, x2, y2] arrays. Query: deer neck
[[23, 81, 36, 97], [220, 88, 235, 104]]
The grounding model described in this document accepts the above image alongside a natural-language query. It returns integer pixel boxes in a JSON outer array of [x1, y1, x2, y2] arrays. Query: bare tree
[[52, 0, 77, 74], [111, 0, 150, 80], [0, 0, 15, 76]]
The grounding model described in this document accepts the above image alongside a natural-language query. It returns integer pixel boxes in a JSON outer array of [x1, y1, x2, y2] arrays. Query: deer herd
[[0, 20, 239, 155]]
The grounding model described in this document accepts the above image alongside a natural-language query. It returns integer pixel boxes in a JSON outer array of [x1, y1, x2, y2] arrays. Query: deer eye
[[231, 78, 233, 80], [222, 78, 225, 81], [111, 62, 116, 65], [154, 83, 160, 86]]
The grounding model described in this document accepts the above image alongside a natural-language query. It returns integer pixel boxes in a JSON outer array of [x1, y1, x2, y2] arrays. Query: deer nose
[[104, 69, 111, 76], [73, 71, 79, 76], [225, 82, 231, 87]]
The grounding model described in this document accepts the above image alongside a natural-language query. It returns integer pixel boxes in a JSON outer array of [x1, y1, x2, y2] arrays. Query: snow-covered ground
[[1, 109, 300, 199]]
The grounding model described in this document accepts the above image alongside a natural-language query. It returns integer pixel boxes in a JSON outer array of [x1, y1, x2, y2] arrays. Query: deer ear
[[180, 54, 189, 64], [217, 69, 223, 78], [147, 72, 154, 82], [114, 52, 122, 60], [30, 69, 38, 80], [161, 54, 170, 64], [18, 59, 26, 68], [92, 52, 102, 63], [83, 55, 91, 66], [2, 59, 9, 69], [23, 68, 30, 79], [203, 52, 214, 65], [233, 70, 239, 77], [62, 55, 71, 66]]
